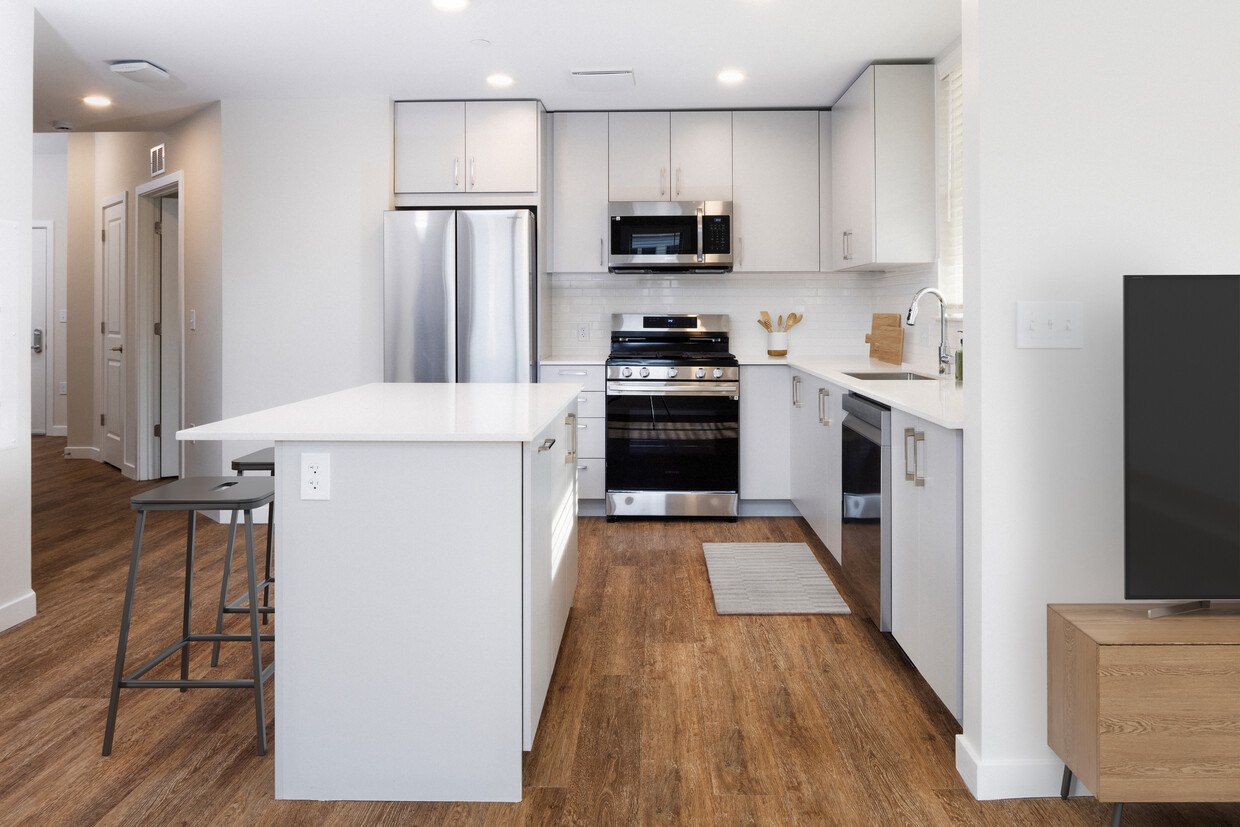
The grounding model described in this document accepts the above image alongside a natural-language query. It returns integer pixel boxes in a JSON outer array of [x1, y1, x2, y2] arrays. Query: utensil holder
[[767, 331, 788, 356]]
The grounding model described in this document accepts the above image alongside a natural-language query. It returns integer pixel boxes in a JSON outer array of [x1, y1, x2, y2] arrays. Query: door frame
[[135, 172, 184, 480], [31, 220, 54, 436], [94, 192, 129, 474]]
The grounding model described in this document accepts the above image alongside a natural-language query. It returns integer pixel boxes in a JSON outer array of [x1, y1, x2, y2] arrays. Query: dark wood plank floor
[[4, 436, 1239, 825]]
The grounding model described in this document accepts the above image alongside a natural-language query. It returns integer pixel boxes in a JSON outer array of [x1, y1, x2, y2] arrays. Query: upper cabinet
[[732, 110, 820, 272], [551, 112, 609, 273], [395, 100, 539, 194], [608, 111, 732, 202], [830, 64, 935, 271]]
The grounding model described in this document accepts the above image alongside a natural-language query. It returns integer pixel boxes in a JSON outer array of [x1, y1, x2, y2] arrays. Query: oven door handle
[[607, 381, 739, 397]]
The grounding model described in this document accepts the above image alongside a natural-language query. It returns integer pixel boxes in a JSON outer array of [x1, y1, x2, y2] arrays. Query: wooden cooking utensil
[[760, 310, 773, 331]]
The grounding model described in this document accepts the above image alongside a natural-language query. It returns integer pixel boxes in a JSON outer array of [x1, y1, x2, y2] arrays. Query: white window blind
[[937, 63, 964, 308]]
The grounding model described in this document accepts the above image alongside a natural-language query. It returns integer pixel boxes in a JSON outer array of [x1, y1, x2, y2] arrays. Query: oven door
[[605, 387, 739, 498]]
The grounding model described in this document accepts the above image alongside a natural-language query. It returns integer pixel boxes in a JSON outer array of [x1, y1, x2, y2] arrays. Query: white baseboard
[[0, 589, 37, 633], [956, 734, 1082, 800], [50, 425, 67, 437], [738, 499, 799, 517], [64, 445, 100, 460]]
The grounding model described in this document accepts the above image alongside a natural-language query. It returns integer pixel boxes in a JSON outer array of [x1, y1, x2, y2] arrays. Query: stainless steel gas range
[[604, 314, 740, 520]]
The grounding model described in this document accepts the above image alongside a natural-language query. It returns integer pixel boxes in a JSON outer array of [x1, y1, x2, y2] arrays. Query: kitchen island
[[178, 382, 580, 802]]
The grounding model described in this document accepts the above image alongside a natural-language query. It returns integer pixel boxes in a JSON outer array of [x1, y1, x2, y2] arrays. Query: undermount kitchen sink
[[844, 371, 936, 381]]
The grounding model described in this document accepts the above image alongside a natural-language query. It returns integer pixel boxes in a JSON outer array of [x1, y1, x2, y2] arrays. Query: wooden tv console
[[1047, 603, 1240, 824]]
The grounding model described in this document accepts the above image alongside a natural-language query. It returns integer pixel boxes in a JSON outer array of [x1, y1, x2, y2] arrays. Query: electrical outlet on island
[[300, 452, 331, 500]]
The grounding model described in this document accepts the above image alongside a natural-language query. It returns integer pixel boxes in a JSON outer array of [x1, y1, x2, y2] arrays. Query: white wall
[[0, 0, 35, 632], [958, 0, 1240, 799], [218, 97, 390, 466], [33, 133, 68, 436]]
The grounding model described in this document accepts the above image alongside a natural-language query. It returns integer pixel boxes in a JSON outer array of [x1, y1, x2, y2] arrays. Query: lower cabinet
[[789, 373, 843, 561], [889, 409, 963, 719], [539, 364, 605, 499], [739, 366, 791, 499]]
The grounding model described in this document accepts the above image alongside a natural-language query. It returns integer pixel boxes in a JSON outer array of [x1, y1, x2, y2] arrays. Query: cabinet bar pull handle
[[676, 166, 682, 197], [738, 237, 743, 267], [577, 463, 588, 471], [600, 237, 604, 266], [539, 438, 556, 452], [454, 157, 460, 187], [792, 375, 802, 408], [565, 413, 577, 463], [905, 428, 916, 481], [820, 387, 831, 426], [914, 431, 926, 487], [660, 167, 666, 197], [469, 157, 476, 188], [559, 370, 588, 376], [843, 230, 853, 261]]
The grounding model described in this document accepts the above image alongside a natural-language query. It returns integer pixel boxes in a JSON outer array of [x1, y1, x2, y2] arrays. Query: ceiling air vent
[[150, 144, 165, 177], [110, 60, 170, 84], [569, 68, 635, 91]]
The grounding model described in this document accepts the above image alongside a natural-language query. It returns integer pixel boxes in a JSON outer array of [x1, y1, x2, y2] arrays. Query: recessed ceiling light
[[83, 95, 112, 107], [487, 73, 514, 89], [432, 0, 468, 11], [718, 69, 746, 85]]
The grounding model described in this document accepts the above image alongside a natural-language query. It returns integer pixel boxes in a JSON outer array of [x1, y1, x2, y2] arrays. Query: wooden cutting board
[[865, 313, 904, 364]]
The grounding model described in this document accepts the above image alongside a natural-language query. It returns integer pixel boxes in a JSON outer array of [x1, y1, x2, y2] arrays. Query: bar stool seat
[[212, 447, 278, 664], [103, 475, 276, 756]]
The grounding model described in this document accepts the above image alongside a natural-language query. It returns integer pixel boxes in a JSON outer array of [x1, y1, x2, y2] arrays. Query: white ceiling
[[33, 0, 961, 133]]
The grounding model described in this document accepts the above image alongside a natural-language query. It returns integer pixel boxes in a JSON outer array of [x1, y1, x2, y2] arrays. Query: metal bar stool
[[102, 476, 276, 756], [211, 447, 276, 666]]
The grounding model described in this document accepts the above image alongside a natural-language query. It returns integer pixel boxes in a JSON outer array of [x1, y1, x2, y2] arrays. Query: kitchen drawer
[[539, 364, 604, 391], [573, 391, 605, 418], [575, 417, 605, 459], [576, 458, 605, 499]]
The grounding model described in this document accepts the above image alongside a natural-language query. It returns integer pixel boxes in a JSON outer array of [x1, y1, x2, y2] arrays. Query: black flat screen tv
[[1124, 274, 1240, 600]]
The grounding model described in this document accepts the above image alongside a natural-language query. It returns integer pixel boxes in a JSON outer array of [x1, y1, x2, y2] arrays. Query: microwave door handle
[[696, 207, 705, 263]]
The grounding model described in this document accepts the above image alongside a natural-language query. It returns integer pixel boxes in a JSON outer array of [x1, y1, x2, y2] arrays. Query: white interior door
[[159, 195, 180, 476], [101, 200, 125, 469], [30, 225, 49, 435]]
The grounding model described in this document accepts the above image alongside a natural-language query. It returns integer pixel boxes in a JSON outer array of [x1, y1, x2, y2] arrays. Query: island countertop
[[176, 382, 582, 443]]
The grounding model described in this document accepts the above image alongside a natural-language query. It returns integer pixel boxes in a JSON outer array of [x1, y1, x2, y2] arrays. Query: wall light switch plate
[[1016, 300, 1084, 349]]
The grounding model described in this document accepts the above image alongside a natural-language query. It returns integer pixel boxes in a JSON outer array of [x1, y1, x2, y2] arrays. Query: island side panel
[[274, 439, 524, 802]]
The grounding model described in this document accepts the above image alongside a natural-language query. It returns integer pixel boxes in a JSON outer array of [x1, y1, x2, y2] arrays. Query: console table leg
[[1109, 802, 1124, 827], [1060, 765, 1073, 799]]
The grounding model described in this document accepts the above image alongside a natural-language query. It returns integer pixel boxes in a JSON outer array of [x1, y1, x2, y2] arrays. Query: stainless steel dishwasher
[[840, 393, 892, 632]]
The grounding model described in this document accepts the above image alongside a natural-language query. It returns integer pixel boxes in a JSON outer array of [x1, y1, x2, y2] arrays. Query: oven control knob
[[668, 367, 678, 378], [713, 368, 724, 378], [639, 367, 650, 378], [621, 366, 632, 378], [695, 368, 706, 378]]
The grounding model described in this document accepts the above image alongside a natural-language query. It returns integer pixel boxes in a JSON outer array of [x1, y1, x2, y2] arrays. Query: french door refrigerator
[[383, 209, 537, 383]]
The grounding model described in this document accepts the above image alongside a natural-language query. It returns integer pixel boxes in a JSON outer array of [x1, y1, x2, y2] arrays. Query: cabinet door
[[670, 111, 733, 201], [552, 112, 609, 272], [732, 110, 820, 272], [831, 68, 876, 269], [790, 374, 833, 553], [889, 408, 922, 661], [465, 100, 538, 193], [609, 111, 671, 201], [821, 381, 844, 557], [394, 101, 466, 193], [739, 365, 791, 500]]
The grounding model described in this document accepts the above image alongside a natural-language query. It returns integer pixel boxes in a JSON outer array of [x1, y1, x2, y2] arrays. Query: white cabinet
[[889, 409, 963, 719], [551, 112, 609, 272], [524, 403, 579, 748], [539, 364, 606, 499], [395, 100, 539, 194], [830, 64, 935, 271], [789, 373, 843, 561], [608, 111, 732, 202], [739, 366, 791, 500], [732, 111, 820, 272]]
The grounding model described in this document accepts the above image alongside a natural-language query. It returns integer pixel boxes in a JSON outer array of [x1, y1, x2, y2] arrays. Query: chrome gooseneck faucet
[[906, 287, 952, 375]]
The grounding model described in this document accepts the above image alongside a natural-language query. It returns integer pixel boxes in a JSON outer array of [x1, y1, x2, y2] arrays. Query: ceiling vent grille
[[569, 68, 635, 91], [150, 144, 165, 177]]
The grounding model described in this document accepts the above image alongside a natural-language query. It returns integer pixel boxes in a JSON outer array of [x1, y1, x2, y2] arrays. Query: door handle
[[538, 438, 556, 452], [31, 328, 43, 353], [600, 237, 604, 267], [676, 166, 682, 197], [819, 387, 831, 426], [111, 345, 124, 353], [914, 431, 926, 487], [469, 157, 476, 188], [792, 375, 802, 408], [565, 413, 577, 463], [905, 428, 916, 481], [660, 167, 666, 198]]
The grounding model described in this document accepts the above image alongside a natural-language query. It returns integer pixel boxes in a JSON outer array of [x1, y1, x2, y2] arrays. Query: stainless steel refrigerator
[[383, 209, 537, 383]]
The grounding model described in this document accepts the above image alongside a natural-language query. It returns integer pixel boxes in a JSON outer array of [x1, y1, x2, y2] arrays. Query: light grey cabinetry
[[739, 366, 791, 500], [830, 64, 935, 270], [732, 110, 820, 272], [395, 100, 539, 194], [889, 408, 963, 719], [551, 112, 609, 273], [608, 111, 732, 201], [789, 372, 844, 561], [539, 364, 605, 499]]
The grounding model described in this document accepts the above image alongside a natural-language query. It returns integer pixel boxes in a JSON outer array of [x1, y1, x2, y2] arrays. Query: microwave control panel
[[703, 215, 731, 254]]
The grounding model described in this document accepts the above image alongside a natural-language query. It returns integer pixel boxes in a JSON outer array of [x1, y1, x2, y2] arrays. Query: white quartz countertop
[[177, 383, 581, 442], [781, 355, 963, 429]]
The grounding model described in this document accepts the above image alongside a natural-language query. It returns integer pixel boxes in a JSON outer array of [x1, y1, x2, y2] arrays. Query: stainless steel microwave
[[608, 201, 733, 274]]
